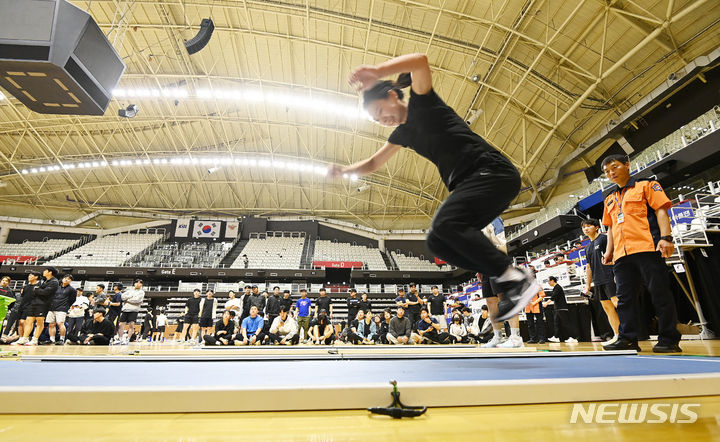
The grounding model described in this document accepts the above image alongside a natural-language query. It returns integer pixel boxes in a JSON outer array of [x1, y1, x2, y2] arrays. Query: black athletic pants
[[425, 151, 521, 277], [203, 334, 234, 345], [267, 332, 299, 345], [613, 251, 681, 345], [553, 309, 571, 341], [67, 317, 84, 338], [68, 333, 110, 345], [526, 312, 546, 341]]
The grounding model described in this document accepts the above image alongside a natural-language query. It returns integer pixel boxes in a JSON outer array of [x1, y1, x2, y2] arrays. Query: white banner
[[193, 220, 221, 238], [225, 221, 240, 239], [175, 218, 191, 238]]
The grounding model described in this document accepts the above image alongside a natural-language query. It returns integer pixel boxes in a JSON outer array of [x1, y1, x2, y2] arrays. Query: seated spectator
[[387, 306, 419, 345], [67, 308, 114, 345], [309, 312, 335, 345], [449, 313, 470, 343], [267, 306, 299, 345], [376, 309, 392, 344], [235, 305, 264, 345], [347, 310, 376, 344], [472, 305, 494, 343], [416, 308, 451, 344], [204, 311, 236, 346]]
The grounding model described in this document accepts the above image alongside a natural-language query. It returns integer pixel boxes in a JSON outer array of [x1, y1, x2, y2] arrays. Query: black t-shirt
[[427, 293, 446, 315], [315, 296, 332, 315], [109, 292, 122, 314], [201, 298, 215, 319], [388, 89, 496, 191], [280, 296, 294, 313], [551, 285, 568, 310], [186, 296, 202, 316], [347, 297, 360, 318], [358, 299, 372, 313], [584, 234, 614, 286], [406, 292, 421, 314]]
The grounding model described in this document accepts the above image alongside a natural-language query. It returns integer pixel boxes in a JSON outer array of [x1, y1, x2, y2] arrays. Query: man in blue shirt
[[295, 288, 312, 342], [236, 306, 264, 345]]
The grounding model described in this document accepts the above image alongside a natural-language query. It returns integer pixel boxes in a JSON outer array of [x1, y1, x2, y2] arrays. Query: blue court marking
[[2, 355, 719, 388]]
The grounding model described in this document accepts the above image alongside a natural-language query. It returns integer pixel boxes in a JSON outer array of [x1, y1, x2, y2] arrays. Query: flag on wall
[[175, 218, 191, 238], [225, 221, 240, 238], [193, 220, 220, 238]]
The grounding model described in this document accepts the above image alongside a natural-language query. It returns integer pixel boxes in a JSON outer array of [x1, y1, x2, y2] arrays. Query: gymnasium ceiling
[[0, 0, 719, 230]]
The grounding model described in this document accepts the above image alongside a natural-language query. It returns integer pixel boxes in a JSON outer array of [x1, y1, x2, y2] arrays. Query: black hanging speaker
[[0, 0, 126, 115], [184, 18, 214, 55]]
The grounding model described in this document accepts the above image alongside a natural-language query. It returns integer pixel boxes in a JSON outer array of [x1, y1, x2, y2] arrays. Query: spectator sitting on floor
[[236, 305, 264, 346], [387, 306, 419, 345], [460, 307, 481, 343], [267, 306, 299, 345], [309, 311, 335, 345], [347, 310, 376, 344], [204, 310, 236, 346], [67, 308, 114, 345], [475, 305, 494, 343], [416, 308, 451, 344], [449, 313, 470, 343], [376, 309, 392, 344]]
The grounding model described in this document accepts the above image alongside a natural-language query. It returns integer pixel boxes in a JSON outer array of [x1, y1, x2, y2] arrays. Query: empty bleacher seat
[[46, 233, 163, 267], [313, 240, 387, 270]]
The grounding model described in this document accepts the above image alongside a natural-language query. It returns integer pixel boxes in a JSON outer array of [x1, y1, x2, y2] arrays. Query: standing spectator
[[107, 284, 124, 332], [65, 288, 89, 343], [67, 308, 114, 345], [426, 286, 447, 330], [0, 276, 15, 334], [280, 290, 294, 316], [346, 288, 360, 327], [525, 289, 547, 344], [544, 276, 576, 343], [153, 310, 167, 342], [249, 286, 266, 317], [582, 218, 620, 345], [179, 289, 202, 342], [265, 286, 282, 331], [199, 289, 218, 339], [19, 267, 58, 346], [140, 307, 155, 341], [394, 288, 408, 313], [601, 155, 681, 352], [387, 306, 419, 345], [203, 311, 236, 346], [309, 311, 334, 345], [224, 290, 243, 322], [94, 284, 108, 310], [295, 289, 312, 341], [376, 309, 393, 344], [449, 313, 470, 343], [268, 306, 299, 345], [173, 316, 185, 341], [314, 288, 333, 320], [3, 273, 37, 344], [116, 278, 145, 344], [358, 292, 372, 314], [239, 285, 252, 323], [406, 283, 422, 328], [236, 305, 264, 345], [46, 274, 76, 345], [242, 254, 249, 269], [416, 308, 451, 344]]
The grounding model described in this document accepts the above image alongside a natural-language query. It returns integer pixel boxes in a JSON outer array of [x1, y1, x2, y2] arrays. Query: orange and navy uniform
[[601, 177, 672, 261], [525, 290, 546, 314]]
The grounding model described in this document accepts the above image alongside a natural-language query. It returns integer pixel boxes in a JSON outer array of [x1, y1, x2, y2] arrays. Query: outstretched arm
[[349, 53, 432, 95], [328, 141, 401, 178]]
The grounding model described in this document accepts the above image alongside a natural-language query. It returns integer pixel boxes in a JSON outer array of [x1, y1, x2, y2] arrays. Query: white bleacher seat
[[0, 238, 81, 262], [230, 235, 305, 269], [391, 251, 449, 271], [46, 233, 163, 267], [313, 240, 387, 270], [369, 284, 382, 293]]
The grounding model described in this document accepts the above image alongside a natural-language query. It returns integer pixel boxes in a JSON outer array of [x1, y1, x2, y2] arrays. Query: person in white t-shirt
[[224, 290, 243, 326], [153, 311, 167, 342], [65, 291, 90, 343]]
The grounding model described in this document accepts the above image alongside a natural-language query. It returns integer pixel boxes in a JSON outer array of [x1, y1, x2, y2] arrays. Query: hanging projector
[[0, 0, 126, 115]]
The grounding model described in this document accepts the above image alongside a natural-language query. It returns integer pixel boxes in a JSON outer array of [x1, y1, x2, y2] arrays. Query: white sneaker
[[481, 336, 501, 348], [12, 337, 28, 346], [547, 336, 560, 343], [565, 337, 578, 343], [497, 336, 524, 348], [24, 339, 37, 346], [601, 335, 619, 347]]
